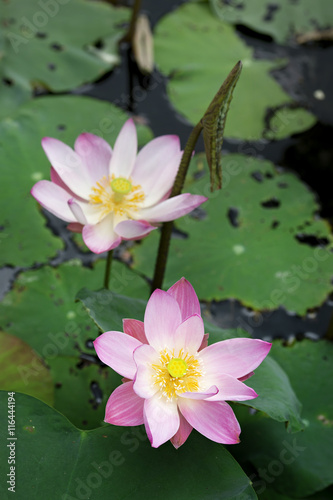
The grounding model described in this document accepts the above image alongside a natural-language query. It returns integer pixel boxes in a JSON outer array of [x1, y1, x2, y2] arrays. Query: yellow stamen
[[152, 349, 202, 401], [89, 174, 145, 220]]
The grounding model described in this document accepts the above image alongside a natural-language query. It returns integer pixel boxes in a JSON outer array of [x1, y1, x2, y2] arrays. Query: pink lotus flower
[[94, 278, 271, 448], [31, 119, 207, 253]]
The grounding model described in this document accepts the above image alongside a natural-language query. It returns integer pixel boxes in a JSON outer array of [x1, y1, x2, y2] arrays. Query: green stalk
[[150, 62, 243, 293], [104, 250, 114, 290], [123, 0, 142, 44], [151, 121, 203, 293]]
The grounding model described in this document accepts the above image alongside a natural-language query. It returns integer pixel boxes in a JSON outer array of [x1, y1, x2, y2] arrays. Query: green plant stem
[[151, 121, 203, 293], [104, 250, 114, 289], [170, 121, 204, 198], [123, 0, 142, 44]]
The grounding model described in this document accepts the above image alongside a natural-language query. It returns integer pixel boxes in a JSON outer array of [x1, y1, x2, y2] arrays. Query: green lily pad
[[0, 260, 149, 427], [242, 356, 303, 433], [49, 355, 122, 430], [77, 288, 147, 333], [0, 95, 153, 267], [0, 0, 129, 117], [0, 260, 149, 360], [153, 1, 316, 140], [210, 0, 333, 44], [264, 106, 318, 141], [0, 391, 257, 500], [0, 72, 31, 121], [232, 340, 333, 498], [77, 288, 303, 431], [131, 153, 333, 314], [0, 330, 53, 406]]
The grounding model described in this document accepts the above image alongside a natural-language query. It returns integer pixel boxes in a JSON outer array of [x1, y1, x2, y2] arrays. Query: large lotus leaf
[[210, 0, 333, 44], [0, 392, 257, 500], [77, 288, 147, 332], [0, 0, 129, 116], [131, 153, 333, 314], [77, 288, 303, 431], [0, 95, 153, 267], [0, 330, 53, 406], [264, 107, 319, 141], [48, 355, 122, 429], [0, 260, 149, 360], [0, 71, 31, 121], [153, 1, 316, 140], [232, 340, 333, 498], [242, 356, 303, 433], [0, 260, 149, 427]]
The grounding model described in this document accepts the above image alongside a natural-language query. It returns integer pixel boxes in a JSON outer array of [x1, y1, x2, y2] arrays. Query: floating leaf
[[131, 153, 333, 314], [242, 356, 304, 433], [0, 260, 149, 427], [76, 288, 147, 333], [0, 71, 31, 121], [0, 95, 152, 267], [0, 0, 129, 116], [0, 391, 257, 500], [0, 260, 149, 360], [232, 340, 333, 498], [264, 106, 318, 141], [210, 0, 333, 44], [0, 331, 53, 406], [154, 1, 315, 140], [49, 355, 122, 429], [201, 60, 242, 189]]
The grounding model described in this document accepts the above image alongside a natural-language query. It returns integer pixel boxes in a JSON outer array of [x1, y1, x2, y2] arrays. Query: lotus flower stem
[[104, 250, 114, 289], [151, 121, 203, 293], [123, 0, 142, 44], [170, 121, 204, 198], [151, 62, 243, 293]]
